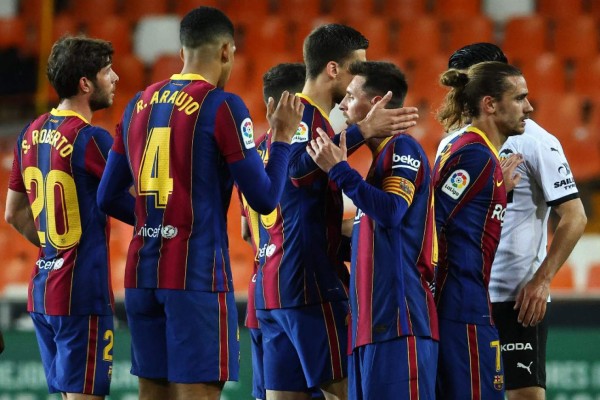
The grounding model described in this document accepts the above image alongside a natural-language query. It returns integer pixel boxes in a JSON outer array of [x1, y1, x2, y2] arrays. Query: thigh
[[437, 319, 505, 400], [51, 314, 114, 396], [163, 290, 239, 383], [125, 288, 167, 380], [358, 337, 437, 400], [31, 312, 59, 393], [492, 301, 548, 390], [250, 328, 266, 400]]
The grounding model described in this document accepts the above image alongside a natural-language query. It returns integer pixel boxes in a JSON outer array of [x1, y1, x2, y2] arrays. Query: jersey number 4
[[138, 127, 174, 208]]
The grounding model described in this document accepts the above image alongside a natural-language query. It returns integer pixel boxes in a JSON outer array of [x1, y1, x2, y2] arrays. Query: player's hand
[[306, 127, 347, 173], [356, 91, 419, 139], [268, 91, 304, 144], [514, 274, 549, 327], [500, 153, 524, 192]]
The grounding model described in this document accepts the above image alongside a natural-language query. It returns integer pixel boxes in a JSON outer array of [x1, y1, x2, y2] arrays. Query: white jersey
[[435, 120, 580, 302]]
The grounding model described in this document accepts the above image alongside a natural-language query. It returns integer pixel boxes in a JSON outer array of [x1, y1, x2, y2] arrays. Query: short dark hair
[[262, 63, 306, 104], [180, 6, 234, 48], [303, 24, 369, 79], [448, 42, 508, 70], [437, 61, 523, 131], [348, 61, 407, 108], [46, 36, 113, 99]]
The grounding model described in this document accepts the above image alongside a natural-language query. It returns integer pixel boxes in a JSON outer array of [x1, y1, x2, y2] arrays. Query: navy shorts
[[125, 288, 239, 383], [437, 318, 505, 400], [349, 336, 438, 400], [31, 312, 114, 395], [256, 301, 348, 391]]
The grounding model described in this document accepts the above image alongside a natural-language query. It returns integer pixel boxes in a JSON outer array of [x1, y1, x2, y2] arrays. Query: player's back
[[13, 109, 114, 316], [119, 73, 255, 292], [433, 128, 506, 325], [254, 96, 347, 309], [350, 133, 438, 349]]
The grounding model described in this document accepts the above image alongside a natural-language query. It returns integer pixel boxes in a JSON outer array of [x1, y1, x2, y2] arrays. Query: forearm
[[5, 189, 40, 247], [97, 151, 135, 225], [329, 161, 408, 228]]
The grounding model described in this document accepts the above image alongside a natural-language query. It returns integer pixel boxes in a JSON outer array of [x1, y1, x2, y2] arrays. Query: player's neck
[[471, 120, 507, 152], [302, 78, 334, 116], [56, 98, 93, 122], [366, 137, 383, 155]]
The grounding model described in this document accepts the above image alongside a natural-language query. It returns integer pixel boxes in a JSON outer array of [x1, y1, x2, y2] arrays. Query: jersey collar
[[170, 73, 207, 81], [465, 126, 500, 159], [295, 93, 331, 124], [50, 108, 89, 124], [374, 136, 394, 156]]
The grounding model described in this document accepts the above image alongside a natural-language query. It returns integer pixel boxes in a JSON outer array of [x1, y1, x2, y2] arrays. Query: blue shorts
[[31, 312, 114, 396], [349, 336, 438, 400], [437, 318, 505, 400], [125, 288, 239, 383], [256, 301, 348, 391]]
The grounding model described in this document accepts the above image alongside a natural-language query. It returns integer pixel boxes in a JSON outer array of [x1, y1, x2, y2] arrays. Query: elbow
[[96, 192, 110, 215], [252, 201, 278, 216], [4, 209, 16, 228]]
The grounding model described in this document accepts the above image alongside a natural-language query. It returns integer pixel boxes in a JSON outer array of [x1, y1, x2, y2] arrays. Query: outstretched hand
[[356, 91, 419, 139], [306, 127, 347, 173], [267, 91, 305, 143], [500, 153, 524, 192]]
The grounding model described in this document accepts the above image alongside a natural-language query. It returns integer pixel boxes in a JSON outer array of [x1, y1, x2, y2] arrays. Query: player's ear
[[326, 61, 339, 79], [179, 48, 184, 62], [481, 95, 496, 114], [371, 95, 383, 105], [79, 76, 93, 95], [220, 41, 234, 64]]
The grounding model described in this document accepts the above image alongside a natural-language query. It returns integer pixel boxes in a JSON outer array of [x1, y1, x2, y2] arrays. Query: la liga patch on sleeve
[[441, 169, 470, 199], [291, 122, 309, 144], [241, 117, 255, 149]]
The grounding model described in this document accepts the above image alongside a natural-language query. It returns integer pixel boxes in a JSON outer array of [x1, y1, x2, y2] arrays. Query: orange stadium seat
[[226, 53, 250, 95], [278, 0, 322, 22], [87, 16, 132, 56], [519, 53, 566, 103], [538, 0, 585, 20], [111, 53, 147, 100], [288, 15, 336, 57], [396, 16, 442, 62], [382, 0, 428, 22], [406, 53, 447, 108], [549, 263, 575, 291], [52, 13, 80, 38], [150, 54, 183, 83], [572, 56, 600, 98], [443, 15, 494, 53], [350, 16, 392, 59], [587, 263, 600, 290], [121, 0, 169, 23], [0, 17, 26, 50], [19, 0, 43, 25], [68, 0, 117, 26], [224, 0, 271, 25], [174, 0, 221, 16], [553, 16, 600, 61], [242, 15, 290, 56], [334, 0, 376, 25], [502, 15, 549, 65], [433, 0, 481, 18]]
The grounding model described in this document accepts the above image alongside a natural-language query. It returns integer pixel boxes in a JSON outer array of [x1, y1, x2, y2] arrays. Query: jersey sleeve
[[214, 93, 256, 164], [84, 127, 113, 180], [8, 144, 25, 193], [529, 138, 579, 206], [434, 145, 495, 226]]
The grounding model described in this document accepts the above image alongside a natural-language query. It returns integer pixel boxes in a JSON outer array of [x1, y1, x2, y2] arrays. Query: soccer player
[[438, 43, 587, 400], [239, 62, 309, 400], [434, 61, 534, 400], [306, 61, 438, 400], [96, 7, 304, 400], [5, 36, 132, 399], [254, 24, 420, 400]]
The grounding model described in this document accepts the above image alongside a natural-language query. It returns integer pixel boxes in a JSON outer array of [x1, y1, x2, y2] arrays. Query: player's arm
[[307, 129, 411, 228], [515, 198, 586, 327], [225, 93, 303, 214], [5, 189, 40, 247], [96, 124, 135, 225], [5, 145, 39, 247]]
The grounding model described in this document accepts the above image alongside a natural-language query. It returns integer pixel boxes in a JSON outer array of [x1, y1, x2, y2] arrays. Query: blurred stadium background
[[0, 0, 599, 398]]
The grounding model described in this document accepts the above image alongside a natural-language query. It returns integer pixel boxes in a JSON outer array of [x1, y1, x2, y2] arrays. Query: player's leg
[[492, 302, 548, 400], [249, 328, 267, 400], [164, 290, 239, 400], [51, 315, 114, 398], [31, 312, 59, 394], [125, 288, 169, 400], [257, 309, 312, 399], [437, 318, 505, 400]]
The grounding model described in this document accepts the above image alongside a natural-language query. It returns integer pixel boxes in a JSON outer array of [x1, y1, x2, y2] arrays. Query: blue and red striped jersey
[[433, 127, 507, 325], [112, 73, 271, 291], [9, 109, 114, 316], [342, 134, 438, 349], [254, 95, 349, 309]]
